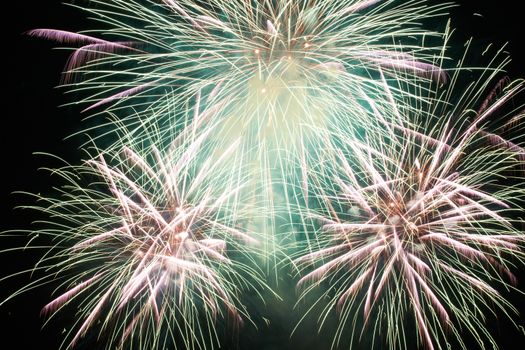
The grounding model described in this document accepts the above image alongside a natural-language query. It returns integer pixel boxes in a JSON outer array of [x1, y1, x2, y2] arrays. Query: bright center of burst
[[385, 200, 419, 238]]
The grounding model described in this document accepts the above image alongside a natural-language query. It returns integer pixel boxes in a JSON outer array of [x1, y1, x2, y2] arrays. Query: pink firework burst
[[18, 133, 265, 350], [295, 71, 525, 349]]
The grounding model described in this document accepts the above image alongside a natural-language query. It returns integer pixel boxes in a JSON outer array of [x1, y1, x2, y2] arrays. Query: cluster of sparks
[[27, 134, 265, 349], [295, 73, 525, 349], [27, 0, 449, 218], [2, 0, 525, 350]]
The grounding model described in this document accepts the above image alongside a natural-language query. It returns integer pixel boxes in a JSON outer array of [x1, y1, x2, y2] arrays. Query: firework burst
[[27, 0, 452, 232], [29, 0, 449, 131], [294, 62, 525, 349], [6, 1, 525, 349], [4, 130, 268, 349]]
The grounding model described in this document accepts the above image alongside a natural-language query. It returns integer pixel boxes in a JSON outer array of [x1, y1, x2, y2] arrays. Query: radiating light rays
[[293, 67, 525, 349], [5, 135, 269, 350], [23, 1, 459, 275], [5, 1, 525, 349], [27, 0, 452, 214], [40, 0, 449, 117]]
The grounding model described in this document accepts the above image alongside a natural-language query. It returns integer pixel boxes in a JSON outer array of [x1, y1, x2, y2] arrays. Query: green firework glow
[[28, 0, 455, 258], [2, 1, 525, 350]]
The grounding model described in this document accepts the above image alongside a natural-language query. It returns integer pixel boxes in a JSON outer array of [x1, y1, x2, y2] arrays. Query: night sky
[[2, 1, 525, 349]]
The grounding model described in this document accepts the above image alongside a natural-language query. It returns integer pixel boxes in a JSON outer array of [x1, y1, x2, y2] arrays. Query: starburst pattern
[[3, 1, 525, 350], [29, 0, 448, 132], [11, 131, 266, 349], [295, 67, 525, 349], [27, 0, 451, 224]]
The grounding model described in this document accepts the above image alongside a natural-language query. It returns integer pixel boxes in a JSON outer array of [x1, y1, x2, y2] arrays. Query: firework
[[294, 60, 525, 349], [27, 0, 451, 234], [29, 0, 449, 132], [7, 0, 525, 349], [3, 129, 268, 349]]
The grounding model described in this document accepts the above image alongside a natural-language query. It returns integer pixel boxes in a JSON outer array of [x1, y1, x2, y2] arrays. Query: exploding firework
[[27, 0, 451, 235], [5, 1, 525, 349], [3, 129, 268, 350], [294, 59, 525, 349], [29, 0, 449, 136]]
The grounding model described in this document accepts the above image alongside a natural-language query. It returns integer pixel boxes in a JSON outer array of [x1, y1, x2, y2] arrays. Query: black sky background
[[2, 1, 524, 349]]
